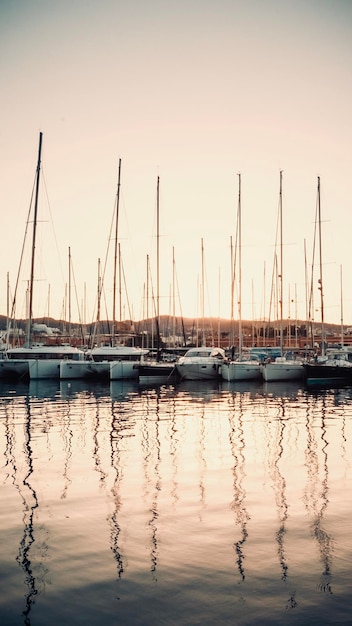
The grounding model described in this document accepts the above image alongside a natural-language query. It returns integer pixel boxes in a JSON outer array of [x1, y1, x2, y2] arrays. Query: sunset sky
[[1, 0, 351, 327]]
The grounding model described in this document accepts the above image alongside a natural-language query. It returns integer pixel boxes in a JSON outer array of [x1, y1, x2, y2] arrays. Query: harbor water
[[1, 378, 351, 625]]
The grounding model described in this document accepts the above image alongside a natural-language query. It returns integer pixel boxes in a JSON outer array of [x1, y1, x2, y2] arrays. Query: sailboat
[[221, 173, 261, 382], [175, 238, 226, 381], [60, 159, 148, 381], [261, 171, 304, 382], [304, 177, 352, 386], [138, 176, 179, 384], [2, 132, 85, 381]]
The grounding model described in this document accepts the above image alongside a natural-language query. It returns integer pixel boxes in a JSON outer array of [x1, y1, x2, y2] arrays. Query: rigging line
[[9, 175, 36, 322], [120, 252, 133, 321], [308, 194, 319, 322], [267, 182, 282, 328], [70, 255, 86, 341], [41, 167, 66, 285], [100, 186, 118, 293], [202, 243, 216, 342]]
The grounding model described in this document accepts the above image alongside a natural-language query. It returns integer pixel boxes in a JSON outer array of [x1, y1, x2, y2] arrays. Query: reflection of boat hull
[[222, 361, 261, 381], [304, 363, 352, 386], [138, 362, 178, 385], [110, 380, 140, 398]]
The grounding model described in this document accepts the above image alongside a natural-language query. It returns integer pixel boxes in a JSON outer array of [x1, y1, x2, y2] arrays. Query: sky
[[1, 0, 352, 327]]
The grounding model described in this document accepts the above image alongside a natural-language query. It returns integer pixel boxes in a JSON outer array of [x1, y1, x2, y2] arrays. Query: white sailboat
[[60, 159, 148, 380], [222, 173, 261, 382], [304, 178, 352, 386], [261, 171, 304, 382], [138, 176, 178, 384], [176, 239, 225, 381], [2, 132, 85, 381]]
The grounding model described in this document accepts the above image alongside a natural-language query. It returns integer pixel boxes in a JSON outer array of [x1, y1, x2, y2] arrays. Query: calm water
[[1, 378, 351, 626]]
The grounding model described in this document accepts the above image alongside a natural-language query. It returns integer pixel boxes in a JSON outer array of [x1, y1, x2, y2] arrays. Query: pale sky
[[1, 0, 351, 327]]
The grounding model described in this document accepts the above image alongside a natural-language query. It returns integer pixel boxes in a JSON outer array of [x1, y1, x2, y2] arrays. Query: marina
[[1, 8, 352, 622], [1, 377, 352, 625]]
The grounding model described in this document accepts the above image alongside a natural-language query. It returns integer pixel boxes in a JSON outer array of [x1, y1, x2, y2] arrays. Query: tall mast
[[26, 131, 43, 347], [279, 170, 283, 353], [112, 158, 121, 344], [317, 176, 325, 355], [156, 176, 160, 327], [156, 177, 161, 358], [201, 238, 206, 347], [172, 246, 176, 346], [96, 258, 102, 348], [237, 173, 242, 357], [68, 246, 71, 338], [340, 264, 344, 347], [230, 235, 234, 347]]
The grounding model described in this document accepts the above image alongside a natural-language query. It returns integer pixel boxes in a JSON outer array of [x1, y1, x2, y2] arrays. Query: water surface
[[1, 379, 351, 625]]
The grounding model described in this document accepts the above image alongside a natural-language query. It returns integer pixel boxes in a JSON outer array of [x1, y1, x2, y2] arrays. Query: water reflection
[[304, 394, 333, 593], [0, 380, 351, 625], [270, 411, 288, 581], [141, 388, 162, 579], [109, 394, 126, 579], [227, 392, 249, 581], [14, 397, 39, 625]]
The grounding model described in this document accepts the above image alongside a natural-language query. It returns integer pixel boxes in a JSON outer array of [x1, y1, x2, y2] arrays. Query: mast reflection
[[304, 393, 333, 593], [16, 395, 39, 625], [228, 391, 250, 581], [141, 387, 161, 579], [109, 383, 139, 578]]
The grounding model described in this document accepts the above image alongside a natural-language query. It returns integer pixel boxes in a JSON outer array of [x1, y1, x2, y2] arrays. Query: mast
[[156, 177, 161, 359], [278, 170, 283, 354], [112, 158, 121, 345], [201, 238, 205, 346], [340, 265, 344, 347], [172, 246, 176, 348], [118, 242, 122, 323], [229, 235, 234, 347], [237, 173, 242, 357], [68, 247, 71, 338], [26, 131, 43, 347], [217, 266, 220, 348], [96, 258, 101, 347], [5, 272, 10, 349], [317, 176, 325, 355]]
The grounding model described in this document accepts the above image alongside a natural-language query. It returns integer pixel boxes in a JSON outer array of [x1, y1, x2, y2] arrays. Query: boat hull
[[138, 362, 178, 385], [261, 360, 304, 382], [0, 359, 29, 380], [221, 361, 261, 382], [59, 360, 102, 380], [304, 363, 352, 386], [29, 359, 62, 379], [4, 346, 86, 380], [176, 361, 222, 381], [110, 361, 140, 380], [176, 347, 225, 382]]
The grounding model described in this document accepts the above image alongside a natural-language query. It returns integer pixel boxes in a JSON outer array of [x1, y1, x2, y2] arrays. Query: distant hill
[[0, 313, 344, 337]]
